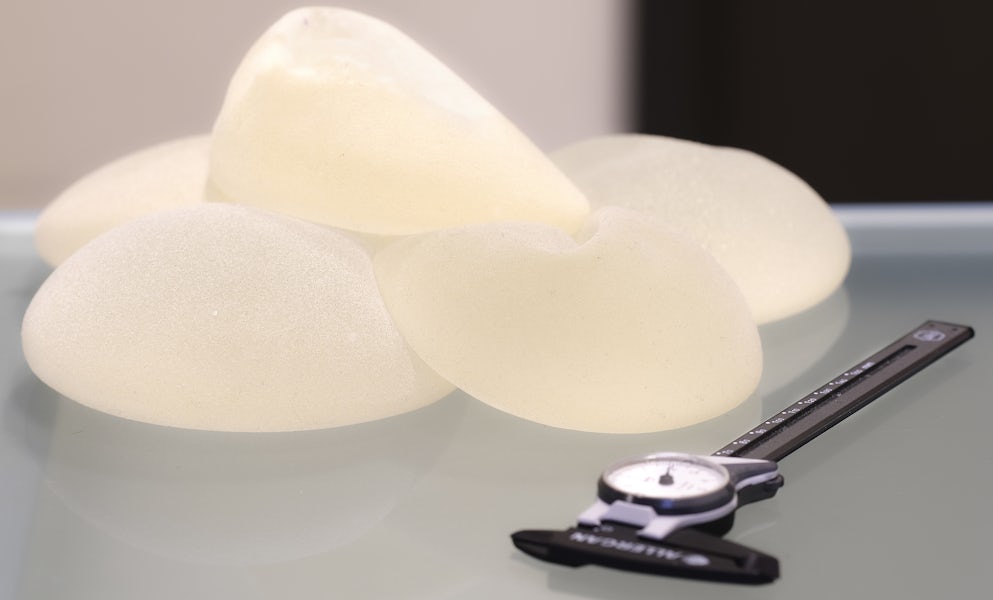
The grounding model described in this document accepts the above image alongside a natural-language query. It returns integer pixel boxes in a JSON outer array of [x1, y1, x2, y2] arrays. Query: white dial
[[597, 452, 734, 513], [604, 455, 729, 499]]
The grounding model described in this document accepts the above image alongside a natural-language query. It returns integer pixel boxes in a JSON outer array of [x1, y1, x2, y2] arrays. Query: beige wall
[[0, 0, 633, 209]]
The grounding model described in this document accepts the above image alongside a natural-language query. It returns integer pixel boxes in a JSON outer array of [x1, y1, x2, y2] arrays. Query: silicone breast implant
[[206, 7, 589, 235], [552, 134, 851, 323], [21, 203, 453, 432], [34, 135, 209, 266], [374, 207, 763, 434]]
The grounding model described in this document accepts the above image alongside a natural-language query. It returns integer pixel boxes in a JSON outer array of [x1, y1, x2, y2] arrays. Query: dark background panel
[[635, 1, 993, 203]]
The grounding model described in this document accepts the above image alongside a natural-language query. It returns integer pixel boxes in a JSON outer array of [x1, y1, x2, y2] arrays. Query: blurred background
[[2, 0, 990, 210], [637, 1, 993, 204], [0, 0, 632, 210]]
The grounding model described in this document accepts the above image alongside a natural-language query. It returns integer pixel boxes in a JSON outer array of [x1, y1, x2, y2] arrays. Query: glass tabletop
[[2, 204, 991, 599]]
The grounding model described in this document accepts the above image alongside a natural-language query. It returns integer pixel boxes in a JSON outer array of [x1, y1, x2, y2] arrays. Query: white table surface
[[2, 204, 991, 599]]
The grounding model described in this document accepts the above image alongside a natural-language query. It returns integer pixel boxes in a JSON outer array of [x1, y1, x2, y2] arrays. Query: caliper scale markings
[[715, 321, 971, 463], [714, 359, 883, 457]]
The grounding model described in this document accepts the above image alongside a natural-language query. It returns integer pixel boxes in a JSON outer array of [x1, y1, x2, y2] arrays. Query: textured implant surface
[[21, 204, 453, 431], [552, 134, 851, 323], [373, 207, 762, 433], [35, 135, 209, 266], [207, 7, 589, 235]]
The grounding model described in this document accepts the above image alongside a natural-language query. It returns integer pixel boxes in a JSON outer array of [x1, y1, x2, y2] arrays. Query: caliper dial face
[[599, 453, 734, 512]]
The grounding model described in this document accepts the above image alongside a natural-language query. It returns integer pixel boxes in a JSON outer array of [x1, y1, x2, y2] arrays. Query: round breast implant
[[552, 134, 851, 323], [373, 207, 763, 433], [35, 135, 209, 266], [22, 203, 454, 432]]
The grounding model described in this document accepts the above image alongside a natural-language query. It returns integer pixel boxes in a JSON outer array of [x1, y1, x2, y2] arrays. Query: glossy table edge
[[0, 212, 35, 233], [834, 201, 993, 255]]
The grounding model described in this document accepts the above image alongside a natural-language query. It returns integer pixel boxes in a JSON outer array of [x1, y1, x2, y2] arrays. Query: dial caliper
[[511, 320, 974, 584]]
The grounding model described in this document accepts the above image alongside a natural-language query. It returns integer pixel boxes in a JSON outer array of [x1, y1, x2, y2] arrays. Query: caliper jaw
[[511, 457, 784, 584], [511, 523, 779, 584]]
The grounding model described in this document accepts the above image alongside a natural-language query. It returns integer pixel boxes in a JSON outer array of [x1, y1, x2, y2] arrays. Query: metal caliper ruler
[[512, 321, 974, 583]]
